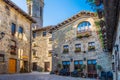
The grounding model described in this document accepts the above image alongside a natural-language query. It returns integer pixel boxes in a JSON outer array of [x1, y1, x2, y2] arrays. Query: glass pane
[[88, 60, 92, 64], [67, 61, 70, 65], [79, 61, 83, 64], [19, 27, 23, 33], [74, 61, 79, 65], [62, 62, 66, 65], [92, 60, 97, 64]]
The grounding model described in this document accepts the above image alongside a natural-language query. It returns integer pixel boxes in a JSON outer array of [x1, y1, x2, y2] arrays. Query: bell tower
[[27, 0, 44, 28]]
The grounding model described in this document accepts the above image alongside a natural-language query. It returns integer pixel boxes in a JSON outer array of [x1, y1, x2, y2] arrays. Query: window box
[[88, 46, 95, 51], [75, 48, 81, 53], [77, 31, 91, 39], [63, 49, 69, 54]]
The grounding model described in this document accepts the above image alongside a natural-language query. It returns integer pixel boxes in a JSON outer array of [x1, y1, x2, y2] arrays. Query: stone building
[[112, 14, 120, 80], [26, 0, 44, 28], [32, 26, 53, 72], [52, 11, 112, 78], [0, 0, 36, 74]]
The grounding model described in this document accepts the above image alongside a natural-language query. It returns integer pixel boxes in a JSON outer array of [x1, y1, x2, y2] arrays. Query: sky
[[11, 0, 93, 27]]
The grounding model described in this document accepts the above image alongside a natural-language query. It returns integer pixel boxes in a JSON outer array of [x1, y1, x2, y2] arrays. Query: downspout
[[29, 23, 32, 72]]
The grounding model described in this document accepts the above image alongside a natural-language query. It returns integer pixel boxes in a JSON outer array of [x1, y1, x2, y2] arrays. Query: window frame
[[11, 23, 16, 36], [43, 31, 47, 37], [18, 27, 23, 34]]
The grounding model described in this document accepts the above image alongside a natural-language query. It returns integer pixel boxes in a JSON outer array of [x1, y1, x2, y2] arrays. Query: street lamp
[[0, 32, 5, 40]]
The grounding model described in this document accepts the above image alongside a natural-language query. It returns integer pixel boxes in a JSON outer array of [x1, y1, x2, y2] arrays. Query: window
[[75, 44, 81, 52], [18, 27, 23, 34], [43, 31, 46, 36], [0, 54, 4, 62], [63, 45, 69, 53], [33, 50, 37, 57], [87, 60, 97, 78], [40, 7, 43, 17], [11, 23, 16, 36], [112, 62, 115, 71], [74, 60, 83, 70], [88, 42, 95, 51], [77, 21, 91, 32], [10, 40, 16, 55], [62, 61, 70, 71], [33, 32, 36, 38]]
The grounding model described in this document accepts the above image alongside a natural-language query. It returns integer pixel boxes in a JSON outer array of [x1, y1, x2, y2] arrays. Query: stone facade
[[27, 0, 44, 28], [112, 12, 120, 80], [52, 12, 112, 76], [32, 27, 52, 72], [0, 0, 35, 74]]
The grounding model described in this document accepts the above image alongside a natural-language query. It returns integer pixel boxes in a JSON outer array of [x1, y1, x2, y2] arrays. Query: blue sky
[[11, 0, 93, 27]]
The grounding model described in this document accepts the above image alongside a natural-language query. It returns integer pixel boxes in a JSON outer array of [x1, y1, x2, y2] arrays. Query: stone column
[[70, 61, 74, 72]]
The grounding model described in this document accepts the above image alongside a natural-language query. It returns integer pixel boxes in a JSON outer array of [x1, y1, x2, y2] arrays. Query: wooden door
[[44, 62, 50, 72], [33, 62, 37, 71], [8, 59, 16, 73]]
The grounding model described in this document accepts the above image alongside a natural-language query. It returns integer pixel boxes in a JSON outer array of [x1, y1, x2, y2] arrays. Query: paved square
[[0, 72, 96, 80]]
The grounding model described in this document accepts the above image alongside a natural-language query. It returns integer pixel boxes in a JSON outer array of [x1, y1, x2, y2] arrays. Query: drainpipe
[[29, 23, 32, 72]]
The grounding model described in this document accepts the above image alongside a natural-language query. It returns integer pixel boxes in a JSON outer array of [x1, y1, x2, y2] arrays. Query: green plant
[[96, 65, 102, 71], [88, 46, 95, 51], [77, 34, 83, 39], [84, 33, 90, 37], [63, 49, 69, 53], [95, 21, 100, 27], [75, 48, 81, 53], [77, 69, 82, 72]]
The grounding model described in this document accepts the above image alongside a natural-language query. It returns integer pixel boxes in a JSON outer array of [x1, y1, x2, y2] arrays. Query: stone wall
[[52, 15, 112, 72], [0, 0, 32, 73], [27, 0, 44, 28], [32, 31, 52, 72], [112, 12, 120, 80]]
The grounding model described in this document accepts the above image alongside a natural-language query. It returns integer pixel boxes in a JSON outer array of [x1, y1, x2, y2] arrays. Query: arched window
[[77, 21, 91, 32]]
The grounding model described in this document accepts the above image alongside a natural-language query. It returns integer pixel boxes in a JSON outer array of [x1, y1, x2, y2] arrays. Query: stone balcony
[[77, 30, 92, 39]]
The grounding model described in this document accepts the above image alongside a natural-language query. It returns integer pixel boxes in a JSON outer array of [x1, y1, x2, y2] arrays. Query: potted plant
[[96, 65, 102, 78], [80, 64, 86, 78]]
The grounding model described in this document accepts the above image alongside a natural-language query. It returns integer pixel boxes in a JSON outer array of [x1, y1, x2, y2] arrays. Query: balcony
[[10, 49, 16, 55], [10, 45, 16, 55], [74, 48, 81, 53], [63, 49, 69, 54], [77, 30, 92, 39]]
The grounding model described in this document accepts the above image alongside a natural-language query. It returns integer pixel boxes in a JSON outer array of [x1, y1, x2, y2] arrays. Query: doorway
[[44, 62, 50, 72], [8, 59, 17, 73], [33, 62, 37, 71]]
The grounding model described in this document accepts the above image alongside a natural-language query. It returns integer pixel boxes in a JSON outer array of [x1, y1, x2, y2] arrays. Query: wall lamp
[[0, 32, 5, 40]]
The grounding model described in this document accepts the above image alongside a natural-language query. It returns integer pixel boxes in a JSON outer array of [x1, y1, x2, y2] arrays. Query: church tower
[[27, 0, 44, 28]]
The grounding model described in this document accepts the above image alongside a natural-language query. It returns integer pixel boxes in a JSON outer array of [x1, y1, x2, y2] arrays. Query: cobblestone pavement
[[0, 72, 96, 80]]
